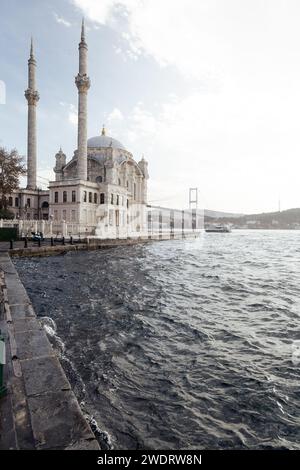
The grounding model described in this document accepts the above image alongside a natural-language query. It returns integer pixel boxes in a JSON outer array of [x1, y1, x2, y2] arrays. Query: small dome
[[87, 126, 126, 150]]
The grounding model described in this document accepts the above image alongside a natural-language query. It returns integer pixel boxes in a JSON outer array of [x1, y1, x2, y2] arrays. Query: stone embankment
[[0, 252, 99, 450], [5, 233, 199, 258], [8, 237, 151, 258]]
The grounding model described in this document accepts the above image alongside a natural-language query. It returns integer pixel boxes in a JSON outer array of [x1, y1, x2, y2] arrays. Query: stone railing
[[0, 220, 97, 238], [0, 207, 204, 239]]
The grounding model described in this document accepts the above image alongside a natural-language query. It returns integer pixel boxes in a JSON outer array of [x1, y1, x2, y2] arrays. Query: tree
[[0, 147, 26, 214], [0, 208, 14, 219]]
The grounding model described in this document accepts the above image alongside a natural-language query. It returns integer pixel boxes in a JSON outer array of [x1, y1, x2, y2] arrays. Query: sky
[[1, 0, 300, 213]]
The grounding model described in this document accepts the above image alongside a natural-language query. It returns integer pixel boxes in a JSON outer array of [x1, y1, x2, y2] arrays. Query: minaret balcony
[[75, 74, 91, 93], [25, 88, 40, 105]]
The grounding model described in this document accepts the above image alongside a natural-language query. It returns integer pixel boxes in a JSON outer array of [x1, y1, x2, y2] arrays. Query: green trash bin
[[0, 331, 7, 398]]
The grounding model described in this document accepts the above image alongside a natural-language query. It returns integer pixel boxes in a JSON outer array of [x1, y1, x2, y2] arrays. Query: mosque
[[7, 21, 149, 237]]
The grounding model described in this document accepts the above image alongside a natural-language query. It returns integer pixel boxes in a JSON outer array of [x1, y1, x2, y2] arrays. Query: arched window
[[42, 201, 49, 209], [54, 192, 58, 203], [83, 191, 87, 202], [94, 193, 97, 204], [63, 191, 67, 203], [111, 194, 114, 205], [27, 198, 31, 208], [118, 178, 121, 186], [89, 192, 92, 203], [96, 176, 103, 184], [15, 197, 19, 207], [8, 197, 13, 207]]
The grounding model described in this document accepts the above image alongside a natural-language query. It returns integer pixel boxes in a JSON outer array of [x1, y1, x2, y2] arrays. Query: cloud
[[70, 0, 300, 212], [68, 104, 78, 126], [59, 102, 78, 127], [54, 12, 72, 27], [71, 0, 140, 25], [107, 107, 124, 122], [110, 84, 300, 211], [69, 0, 230, 79]]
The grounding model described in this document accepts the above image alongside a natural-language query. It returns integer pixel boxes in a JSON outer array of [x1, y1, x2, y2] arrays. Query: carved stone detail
[[75, 74, 91, 93], [25, 88, 40, 105]]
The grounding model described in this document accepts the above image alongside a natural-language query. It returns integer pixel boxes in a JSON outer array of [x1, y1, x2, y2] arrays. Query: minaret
[[75, 19, 90, 180], [25, 38, 40, 189]]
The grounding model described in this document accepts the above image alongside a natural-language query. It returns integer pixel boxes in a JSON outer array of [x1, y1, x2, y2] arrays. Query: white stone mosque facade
[[6, 21, 149, 238]]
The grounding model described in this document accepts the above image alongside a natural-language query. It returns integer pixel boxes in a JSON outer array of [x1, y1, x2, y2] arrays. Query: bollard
[[0, 331, 7, 398], [51, 237, 54, 247], [70, 236, 73, 245], [9, 240, 13, 250], [24, 237, 28, 248], [62, 236, 65, 246]]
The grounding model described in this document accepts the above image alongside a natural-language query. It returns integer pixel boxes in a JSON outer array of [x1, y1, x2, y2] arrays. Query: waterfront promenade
[[0, 252, 100, 450]]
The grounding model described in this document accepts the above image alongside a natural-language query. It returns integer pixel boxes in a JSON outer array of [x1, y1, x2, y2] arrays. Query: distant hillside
[[204, 209, 244, 218], [205, 208, 300, 229]]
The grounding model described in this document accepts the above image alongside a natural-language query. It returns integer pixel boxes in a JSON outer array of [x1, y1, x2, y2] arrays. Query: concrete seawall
[[8, 237, 151, 258], [0, 252, 100, 450], [7, 233, 199, 258]]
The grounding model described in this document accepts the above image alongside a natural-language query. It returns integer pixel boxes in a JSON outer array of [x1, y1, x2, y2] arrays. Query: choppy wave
[[40, 316, 112, 449], [14, 230, 300, 450]]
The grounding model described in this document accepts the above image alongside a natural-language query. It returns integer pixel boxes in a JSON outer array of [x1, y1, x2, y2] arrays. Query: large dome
[[87, 127, 126, 150]]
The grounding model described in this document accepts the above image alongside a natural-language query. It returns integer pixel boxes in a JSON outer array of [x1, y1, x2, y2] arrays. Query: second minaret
[[25, 39, 39, 189], [75, 19, 90, 181]]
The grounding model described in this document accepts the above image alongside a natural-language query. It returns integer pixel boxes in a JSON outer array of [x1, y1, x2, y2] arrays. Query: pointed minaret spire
[[81, 18, 86, 43], [75, 20, 90, 180], [25, 38, 40, 189], [28, 38, 36, 87], [30, 37, 34, 58], [101, 125, 106, 136]]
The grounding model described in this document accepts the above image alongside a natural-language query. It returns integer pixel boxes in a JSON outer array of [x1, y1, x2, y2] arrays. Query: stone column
[[25, 39, 39, 190], [62, 220, 67, 237], [75, 20, 90, 181]]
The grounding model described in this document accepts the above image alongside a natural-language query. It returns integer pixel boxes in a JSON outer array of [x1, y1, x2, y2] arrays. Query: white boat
[[205, 224, 231, 233]]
